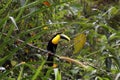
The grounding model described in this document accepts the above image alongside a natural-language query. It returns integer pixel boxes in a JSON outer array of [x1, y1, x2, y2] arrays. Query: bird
[[46, 33, 70, 67]]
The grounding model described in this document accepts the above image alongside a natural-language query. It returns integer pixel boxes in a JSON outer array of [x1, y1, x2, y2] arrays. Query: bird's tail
[[47, 54, 54, 66]]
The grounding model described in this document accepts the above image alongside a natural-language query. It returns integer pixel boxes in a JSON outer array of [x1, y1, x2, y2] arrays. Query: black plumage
[[47, 35, 58, 66], [46, 33, 70, 67]]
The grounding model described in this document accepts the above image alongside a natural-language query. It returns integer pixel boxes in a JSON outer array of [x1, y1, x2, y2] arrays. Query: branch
[[59, 56, 88, 69], [2, 33, 88, 69]]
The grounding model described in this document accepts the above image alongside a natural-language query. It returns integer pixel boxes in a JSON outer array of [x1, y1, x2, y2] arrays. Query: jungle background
[[0, 0, 120, 80]]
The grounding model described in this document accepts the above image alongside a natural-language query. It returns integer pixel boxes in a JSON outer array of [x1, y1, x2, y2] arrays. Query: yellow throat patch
[[52, 35, 61, 44]]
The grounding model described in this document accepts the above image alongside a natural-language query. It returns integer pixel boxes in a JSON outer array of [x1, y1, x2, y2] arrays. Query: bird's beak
[[60, 34, 70, 41]]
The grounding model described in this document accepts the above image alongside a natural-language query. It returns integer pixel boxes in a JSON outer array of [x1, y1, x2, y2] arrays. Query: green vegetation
[[0, 0, 120, 80]]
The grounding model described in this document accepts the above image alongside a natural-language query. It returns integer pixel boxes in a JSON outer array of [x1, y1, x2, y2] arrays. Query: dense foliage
[[0, 0, 120, 80]]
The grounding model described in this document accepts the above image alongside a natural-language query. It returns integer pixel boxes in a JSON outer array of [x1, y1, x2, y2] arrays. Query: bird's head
[[47, 33, 70, 53]]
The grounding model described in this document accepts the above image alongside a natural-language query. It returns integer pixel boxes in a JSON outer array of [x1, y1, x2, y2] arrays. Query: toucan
[[47, 33, 70, 67]]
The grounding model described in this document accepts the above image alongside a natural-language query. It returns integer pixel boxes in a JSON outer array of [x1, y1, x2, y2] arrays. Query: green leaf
[[73, 33, 86, 54], [32, 61, 45, 80], [54, 68, 61, 80], [108, 7, 119, 17], [17, 66, 24, 80]]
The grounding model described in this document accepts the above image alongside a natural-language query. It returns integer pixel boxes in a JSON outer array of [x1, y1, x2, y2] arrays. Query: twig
[[2, 33, 56, 56], [59, 56, 88, 69]]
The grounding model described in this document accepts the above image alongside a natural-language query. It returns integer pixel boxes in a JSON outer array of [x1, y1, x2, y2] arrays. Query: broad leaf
[[73, 33, 86, 54]]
